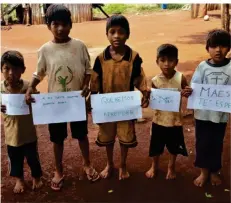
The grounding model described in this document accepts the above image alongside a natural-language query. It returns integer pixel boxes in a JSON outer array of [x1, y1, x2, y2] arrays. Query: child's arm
[[81, 43, 92, 97], [132, 55, 150, 108], [81, 74, 91, 97], [181, 75, 193, 98], [90, 57, 101, 95], [152, 82, 157, 89], [26, 48, 46, 104]]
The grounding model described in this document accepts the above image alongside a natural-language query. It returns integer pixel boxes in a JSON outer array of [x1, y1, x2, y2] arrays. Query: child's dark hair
[[46, 4, 72, 27], [157, 44, 178, 59], [1, 51, 26, 72], [206, 29, 231, 51], [106, 15, 130, 38]]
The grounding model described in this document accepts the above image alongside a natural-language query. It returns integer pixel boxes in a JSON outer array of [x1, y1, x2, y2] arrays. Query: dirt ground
[[1, 10, 230, 203]]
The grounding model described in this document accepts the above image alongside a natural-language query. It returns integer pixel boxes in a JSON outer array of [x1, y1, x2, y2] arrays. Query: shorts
[[49, 121, 88, 144], [194, 119, 227, 172], [96, 120, 137, 148], [149, 122, 188, 157]]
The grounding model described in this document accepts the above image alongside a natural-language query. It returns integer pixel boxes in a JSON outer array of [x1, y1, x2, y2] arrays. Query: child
[[91, 15, 149, 180], [1, 51, 43, 193], [145, 44, 193, 180], [191, 29, 231, 187], [25, 4, 99, 190]]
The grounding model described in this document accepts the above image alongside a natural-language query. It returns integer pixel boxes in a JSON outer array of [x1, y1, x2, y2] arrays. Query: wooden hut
[[30, 4, 93, 25]]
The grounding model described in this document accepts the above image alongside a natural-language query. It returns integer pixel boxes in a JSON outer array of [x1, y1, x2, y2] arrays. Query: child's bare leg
[[194, 168, 209, 187], [145, 156, 159, 178], [32, 177, 43, 190], [14, 177, 24, 193], [119, 145, 130, 180], [166, 154, 177, 180], [210, 172, 222, 186], [100, 144, 114, 179], [53, 143, 64, 181], [78, 136, 94, 174]]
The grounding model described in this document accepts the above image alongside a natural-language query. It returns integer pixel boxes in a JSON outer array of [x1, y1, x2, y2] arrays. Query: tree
[[221, 4, 230, 32]]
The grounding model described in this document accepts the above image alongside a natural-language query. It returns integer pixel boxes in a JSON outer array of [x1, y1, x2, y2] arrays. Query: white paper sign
[[149, 88, 181, 112], [1, 94, 30, 115], [31, 91, 86, 124], [187, 83, 231, 113], [91, 91, 142, 123]]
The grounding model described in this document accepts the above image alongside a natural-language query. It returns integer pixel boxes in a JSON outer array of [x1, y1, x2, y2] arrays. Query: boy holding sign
[[191, 29, 231, 187], [1, 51, 43, 193], [146, 44, 192, 180], [91, 15, 149, 180], [25, 5, 99, 190]]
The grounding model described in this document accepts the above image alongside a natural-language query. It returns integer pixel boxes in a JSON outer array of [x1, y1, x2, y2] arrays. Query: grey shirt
[[191, 59, 231, 123]]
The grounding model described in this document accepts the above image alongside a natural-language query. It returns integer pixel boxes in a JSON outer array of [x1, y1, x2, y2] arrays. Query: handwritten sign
[[91, 91, 142, 123], [149, 88, 181, 112], [1, 94, 30, 115], [31, 91, 86, 124], [187, 83, 231, 113]]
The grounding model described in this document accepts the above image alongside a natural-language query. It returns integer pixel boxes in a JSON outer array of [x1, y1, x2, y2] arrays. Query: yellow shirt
[[152, 71, 183, 127], [1, 80, 37, 147]]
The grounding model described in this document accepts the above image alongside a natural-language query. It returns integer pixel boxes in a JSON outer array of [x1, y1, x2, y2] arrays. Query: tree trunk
[[198, 4, 207, 18], [221, 4, 230, 32], [1, 5, 5, 24]]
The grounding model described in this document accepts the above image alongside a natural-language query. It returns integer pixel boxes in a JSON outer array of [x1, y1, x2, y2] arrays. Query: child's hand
[[181, 86, 193, 98], [81, 85, 90, 97], [141, 89, 151, 108], [86, 98, 92, 114], [25, 87, 36, 105], [1, 105, 6, 113], [141, 96, 149, 108]]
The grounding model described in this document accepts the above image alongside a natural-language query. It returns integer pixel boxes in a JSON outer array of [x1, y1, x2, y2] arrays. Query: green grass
[[93, 4, 185, 16]]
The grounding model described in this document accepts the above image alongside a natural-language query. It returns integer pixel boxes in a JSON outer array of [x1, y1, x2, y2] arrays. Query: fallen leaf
[[108, 190, 113, 193], [205, 192, 213, 198], [224, 189, 230, 192]]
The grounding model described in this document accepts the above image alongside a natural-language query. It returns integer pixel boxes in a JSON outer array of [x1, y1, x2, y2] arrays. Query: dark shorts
[[194, 119, 227, 172], [48, 121, 88, 144], [149, 122, 188, 157]]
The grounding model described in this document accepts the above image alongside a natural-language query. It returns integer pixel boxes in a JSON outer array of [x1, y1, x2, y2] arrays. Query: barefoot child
[[25, 4, 99, 190], [1, 51, 43, 193], [91, 15, 149, 180], [191, 29, 231, 187], [146, 44, 192, 180]]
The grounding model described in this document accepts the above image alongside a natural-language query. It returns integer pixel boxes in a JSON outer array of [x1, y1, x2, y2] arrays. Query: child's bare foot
[[119, 167, 130, 180], [13, 178, 24, 193], [166, 168, 176, 180], [145, 167, 158, 179], [32, 177, 43, 190], [210, 173, 222, 186], [194, 173, 208, 187], [100, 164, 114, 179]]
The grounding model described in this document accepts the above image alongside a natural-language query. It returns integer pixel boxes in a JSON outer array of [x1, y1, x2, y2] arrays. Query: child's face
[[157, 56, 178, 76], [107, 26, 128, 48], [208, 45, 230, 63], [2, 63, 23, 86], [49, 20, 71, 42]]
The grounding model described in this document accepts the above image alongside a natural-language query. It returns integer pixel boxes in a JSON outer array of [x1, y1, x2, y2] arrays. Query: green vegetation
[[93, 4, 184, 16]]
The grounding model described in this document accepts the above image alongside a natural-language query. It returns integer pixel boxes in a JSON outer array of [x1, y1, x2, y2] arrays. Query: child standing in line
[[91, 15, 150, 180], [145, 44, 192, 180], [191, 29, 231, 187], [25, 5, 99, 190], [1, 51, 43, 193]]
